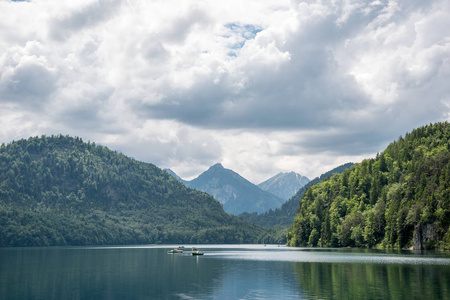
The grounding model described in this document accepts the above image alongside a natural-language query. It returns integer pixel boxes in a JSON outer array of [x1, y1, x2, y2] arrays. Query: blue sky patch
[[224, 23, 262, 56]]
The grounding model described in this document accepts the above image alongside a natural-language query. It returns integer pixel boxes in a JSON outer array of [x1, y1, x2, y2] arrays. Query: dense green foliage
[[240, 163, 354, 228], [287, 122, 450, 250], [240, 163, 354, 244], [0, 135, 263, 246]]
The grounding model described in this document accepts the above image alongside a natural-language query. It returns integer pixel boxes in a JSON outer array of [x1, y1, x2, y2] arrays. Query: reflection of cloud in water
[[208, 248, 450, 266], [201, 259, 306, 299], [175, 293, 195, 299]]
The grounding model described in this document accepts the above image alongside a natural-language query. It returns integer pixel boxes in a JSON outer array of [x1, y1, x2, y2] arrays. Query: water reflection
[[1, 246, 449, 299], [295, 261, 450, 300], [0, 247, 225, 299]]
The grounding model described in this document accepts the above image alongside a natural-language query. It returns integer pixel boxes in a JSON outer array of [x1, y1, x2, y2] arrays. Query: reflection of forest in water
[[0, 247, 224, 299], [294, 261, 450, 300], [2, 246, 450, 299]]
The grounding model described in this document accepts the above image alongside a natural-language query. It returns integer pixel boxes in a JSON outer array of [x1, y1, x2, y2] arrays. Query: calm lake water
[[1, 245, 450, 299]]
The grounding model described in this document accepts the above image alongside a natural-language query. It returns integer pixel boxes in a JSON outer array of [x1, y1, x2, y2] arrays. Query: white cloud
[[0, 41, 57, 107], [0, 0, 449, 182]]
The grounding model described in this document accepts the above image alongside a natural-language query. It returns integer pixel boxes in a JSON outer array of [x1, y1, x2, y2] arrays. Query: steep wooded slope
[[239, 163, 353, 244], [240, 163, 354, 229], [287, 122, 450, 250]]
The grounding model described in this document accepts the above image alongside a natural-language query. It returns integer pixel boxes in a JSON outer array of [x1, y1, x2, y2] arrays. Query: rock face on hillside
[[413, 224, 438, 250], [258, 172, 310, 200]]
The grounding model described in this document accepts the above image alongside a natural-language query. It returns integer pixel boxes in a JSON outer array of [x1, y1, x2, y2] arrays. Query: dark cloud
[[140, 39, 170, 64], [0, 62, 56, 108], [128, 0, 449, 159], [163, 7, 211, 44], [296, 128, 398, 156], [50, 84, 117, 134], [134, 14, 369, 131], [49, 0, 121, 41]]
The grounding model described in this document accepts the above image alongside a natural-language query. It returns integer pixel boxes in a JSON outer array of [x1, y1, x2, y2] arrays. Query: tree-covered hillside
[[287, 122, 450, 250], [239, 163, 353, 244], [0, 135, 263, 246], [240, 163, 354, 228]]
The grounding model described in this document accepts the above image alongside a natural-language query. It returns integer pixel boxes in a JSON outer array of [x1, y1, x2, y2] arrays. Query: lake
[[1, 245, 450, 299]]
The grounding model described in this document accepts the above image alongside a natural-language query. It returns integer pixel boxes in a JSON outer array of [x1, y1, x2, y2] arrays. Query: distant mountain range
[[258, 172, 310, 200], [166, 164, 298, 215]]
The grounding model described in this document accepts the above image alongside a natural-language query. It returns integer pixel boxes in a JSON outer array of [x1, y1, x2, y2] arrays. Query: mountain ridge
[[258, 171, 310, 200], [239, 163, 354, 229], [169, 163, 285, 215]]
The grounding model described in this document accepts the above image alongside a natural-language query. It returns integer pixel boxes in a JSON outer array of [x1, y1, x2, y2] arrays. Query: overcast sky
[[1, 0, 449, 183]]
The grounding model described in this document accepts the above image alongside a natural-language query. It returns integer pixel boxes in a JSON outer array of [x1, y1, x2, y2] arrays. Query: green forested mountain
[[239, 163, 354, 244], [287, 122, 450, 250], [0, 135, 263, 247], [240, 163, 354, 228]]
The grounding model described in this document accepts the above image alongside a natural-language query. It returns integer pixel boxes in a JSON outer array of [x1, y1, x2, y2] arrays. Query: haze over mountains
[[258, 172, 310, 200], [165, 164, 310, 215]]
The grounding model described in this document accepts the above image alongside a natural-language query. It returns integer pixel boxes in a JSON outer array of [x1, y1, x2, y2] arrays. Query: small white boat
[[167, 249, 183, 254]]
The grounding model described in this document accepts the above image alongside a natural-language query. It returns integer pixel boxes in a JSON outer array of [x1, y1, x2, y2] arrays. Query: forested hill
[[239, 163, 354, 228], [0, 135, 263, 247], [238, 163, 353, 244], [287, 122, 450, 250]]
